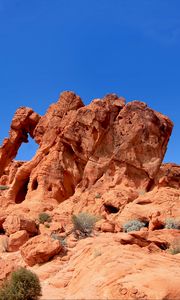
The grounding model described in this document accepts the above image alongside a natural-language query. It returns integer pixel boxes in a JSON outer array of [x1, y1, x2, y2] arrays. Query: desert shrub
[[38, 212, 51, 224], [0, 267, 42, 300], [168, 239, 180, 255], [137, 188, 146, 196], [72, 212, 99, 237], [123, 220, 146, 233], [165, 218, 180, 230], [95, 193, 101, 199], [51, 233, 67, 247], [0, 185, 9, 190]]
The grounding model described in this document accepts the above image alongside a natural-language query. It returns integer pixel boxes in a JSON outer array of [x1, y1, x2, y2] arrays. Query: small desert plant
[[38, 212, 52, 224], [72, 212, 99, 238], [123, 220, 146, 233], [0, 185, 9, 190], [0, 267, 42, 300], [167, 239, 180, 255], [137, 188, 146, 196], [165, 218, 180, 230], [51, 233, 67, 247], [95, 193, 101, 199], [93, 249, 102, 258]]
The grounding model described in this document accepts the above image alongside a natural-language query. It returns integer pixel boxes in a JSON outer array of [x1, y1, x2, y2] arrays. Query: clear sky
[[0, 0, 180, 163]]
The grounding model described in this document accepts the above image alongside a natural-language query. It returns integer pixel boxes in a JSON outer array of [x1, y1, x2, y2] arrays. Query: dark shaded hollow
[[15, 178, 29, 204], [104, 204, 119, 214], [32, 178, 38, 190], [48, 185, 52, 192], [156, 242, 169, 250], [143, 220, 149, 228], [146, 178, 155, 192], [0, 227, 5, 235]]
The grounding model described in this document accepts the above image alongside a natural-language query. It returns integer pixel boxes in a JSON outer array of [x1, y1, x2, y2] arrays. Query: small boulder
[[3, 215, 38, 236], [20, 234, 62, 266], [8, 230, 29, 252]]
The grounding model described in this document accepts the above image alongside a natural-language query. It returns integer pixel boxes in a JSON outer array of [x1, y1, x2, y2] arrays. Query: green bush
[[72, 212, 99, 237], [165, 218, 180, 230], [0, 185, 9, 190], [0, 267, 42, 300], [123, 220, 146, 233], [38, 212, 52, 224]]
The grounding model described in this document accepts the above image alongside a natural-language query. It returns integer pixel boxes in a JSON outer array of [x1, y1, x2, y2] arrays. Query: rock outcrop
[[0, 91, 179, 300], [0, 92, 173, 210]]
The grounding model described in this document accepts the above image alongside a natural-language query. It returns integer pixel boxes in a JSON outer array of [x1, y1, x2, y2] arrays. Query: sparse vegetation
[[123, 220, 146, 233], [137, 188, 146, 196], [167, 239, 180, 255], [72, 212, 99, 238], [165, 218, 180, 230], [95, 193, 101, 199], [51, 233, 67, 247], [38, 212, 52, 224], [93, 249, 102, 258], [0, 267, 42, 300], [0, 185, 9, 190]]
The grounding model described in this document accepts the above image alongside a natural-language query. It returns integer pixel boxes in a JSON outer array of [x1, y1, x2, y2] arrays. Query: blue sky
[[0, 0, 180, 163]]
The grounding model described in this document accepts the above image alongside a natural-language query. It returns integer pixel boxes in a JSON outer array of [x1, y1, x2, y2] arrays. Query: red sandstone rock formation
[[0, 91, 179, 300], [0, 91, 173, 208]]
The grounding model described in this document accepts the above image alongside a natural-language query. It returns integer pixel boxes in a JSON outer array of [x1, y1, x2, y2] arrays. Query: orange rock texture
[[0, 91, 179, 300]]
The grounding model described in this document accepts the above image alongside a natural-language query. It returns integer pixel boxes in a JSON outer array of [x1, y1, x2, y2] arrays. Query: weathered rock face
[[0, 91, 179, 300], [0, 91, 173, 207]]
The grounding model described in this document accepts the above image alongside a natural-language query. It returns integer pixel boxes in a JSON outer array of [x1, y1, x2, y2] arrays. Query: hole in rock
[[63, 171, 75, 197], [16, 135, 39, 161], [92, 127, 98, 142], [48, 185, 52, 192], [157, 242, 168, 250], [32, 178, 38, 190], [15, 178, 29, 204], [146, 179, 155, 192], [65, 143, 75, 156], [76, 141, 83, 153], [104, 204, 119, 214], [0, 227, 5, 235], [143, 220, 149, 228], [101, 114, 110, 129]]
